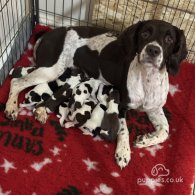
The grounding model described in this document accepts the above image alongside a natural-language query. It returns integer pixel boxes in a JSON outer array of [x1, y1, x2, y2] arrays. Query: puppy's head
[[120, 20, 188, 74]]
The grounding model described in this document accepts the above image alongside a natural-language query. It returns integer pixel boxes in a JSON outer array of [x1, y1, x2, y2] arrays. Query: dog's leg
[[115, 117, 131, 169], [134, 108, 169, 148], [58, 103, 69, 127], [5, 65, 62, 120], [9, 66, 35, 78]]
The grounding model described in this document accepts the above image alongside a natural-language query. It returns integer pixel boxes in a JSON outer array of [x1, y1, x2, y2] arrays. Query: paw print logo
[[151, 164, 170, 178]]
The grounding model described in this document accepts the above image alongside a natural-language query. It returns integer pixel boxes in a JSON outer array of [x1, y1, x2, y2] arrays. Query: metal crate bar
[[0, 0, 34, 85]]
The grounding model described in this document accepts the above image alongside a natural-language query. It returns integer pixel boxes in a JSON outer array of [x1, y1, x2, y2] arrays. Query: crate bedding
[[0, 25, 194, 195]]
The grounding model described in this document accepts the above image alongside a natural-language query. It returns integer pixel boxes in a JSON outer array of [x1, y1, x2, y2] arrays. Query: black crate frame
[[0, 0, 35, 85]]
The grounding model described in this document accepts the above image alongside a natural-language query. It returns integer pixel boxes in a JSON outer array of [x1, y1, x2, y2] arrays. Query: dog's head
[[119, 20, 188, 75]]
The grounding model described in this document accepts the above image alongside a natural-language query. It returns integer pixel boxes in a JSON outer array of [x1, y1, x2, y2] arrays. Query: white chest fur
[[127, 56, 169, 112]]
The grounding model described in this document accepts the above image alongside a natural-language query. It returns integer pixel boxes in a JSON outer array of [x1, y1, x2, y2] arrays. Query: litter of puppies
[[10, 66, 120, 141]]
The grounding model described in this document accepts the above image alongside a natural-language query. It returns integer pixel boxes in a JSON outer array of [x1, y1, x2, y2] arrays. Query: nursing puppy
[[5, 20, 187, 168], [10, 67, 74, 107]]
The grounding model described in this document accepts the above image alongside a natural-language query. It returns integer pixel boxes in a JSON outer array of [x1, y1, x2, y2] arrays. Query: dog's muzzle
[[139, 41, 163, 68], [146, 45, 161, 58]]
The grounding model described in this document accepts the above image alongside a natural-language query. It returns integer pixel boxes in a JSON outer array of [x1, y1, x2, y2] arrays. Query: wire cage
[[0, 0, 34, 85], [0, 0, 195, 85]]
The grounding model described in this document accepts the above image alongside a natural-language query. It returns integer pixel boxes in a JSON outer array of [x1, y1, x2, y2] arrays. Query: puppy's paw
[[34, 107, 48, 124], [64, 122, 75, 128], [115, 141, 131, 169], [5, 101, 18, 120]]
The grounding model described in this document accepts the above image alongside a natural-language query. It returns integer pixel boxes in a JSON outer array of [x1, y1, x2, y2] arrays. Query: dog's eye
[[141, 31, 150, 39], [165, 35, 173, 44]]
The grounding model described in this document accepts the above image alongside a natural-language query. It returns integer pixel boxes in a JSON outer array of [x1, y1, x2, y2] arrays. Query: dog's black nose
[[146, 45, 161, 57]]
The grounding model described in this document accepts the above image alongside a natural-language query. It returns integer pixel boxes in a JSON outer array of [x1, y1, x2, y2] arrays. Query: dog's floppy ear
[[118, 21, 145, 57], [166, 28, 188, 75]]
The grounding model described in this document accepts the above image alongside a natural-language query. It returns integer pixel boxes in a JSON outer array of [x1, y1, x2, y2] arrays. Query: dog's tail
[[34, 30, 48, 42], [33, 30, 49, 61]]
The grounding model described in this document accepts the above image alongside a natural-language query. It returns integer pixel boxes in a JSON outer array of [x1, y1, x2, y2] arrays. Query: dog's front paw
[[34, 107, 48, 124], [5, 101, 18, 120], [115, 141, 131, 169]]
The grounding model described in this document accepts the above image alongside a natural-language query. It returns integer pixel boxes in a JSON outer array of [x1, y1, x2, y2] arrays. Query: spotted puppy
[[68, 78, 102, 110], [98, 88, 120, 141], [62, 98, 96, 128], [62, 81, 107, 129], [10, 66, 75, 108], [24, 68, 77, 107]]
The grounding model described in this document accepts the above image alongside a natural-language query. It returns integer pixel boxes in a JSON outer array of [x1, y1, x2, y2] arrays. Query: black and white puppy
[[5, 20, 187, 168], [10, 67, 80, 107]]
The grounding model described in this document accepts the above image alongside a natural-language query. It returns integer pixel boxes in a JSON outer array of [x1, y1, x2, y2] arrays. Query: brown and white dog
[[5, 20, 187, 168]]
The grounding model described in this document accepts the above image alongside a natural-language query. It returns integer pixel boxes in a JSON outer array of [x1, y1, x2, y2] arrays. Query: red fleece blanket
[[0, 25, 194, 195]]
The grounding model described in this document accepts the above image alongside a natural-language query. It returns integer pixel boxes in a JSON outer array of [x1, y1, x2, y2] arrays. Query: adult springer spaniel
[[5, 20, 187, 168]]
